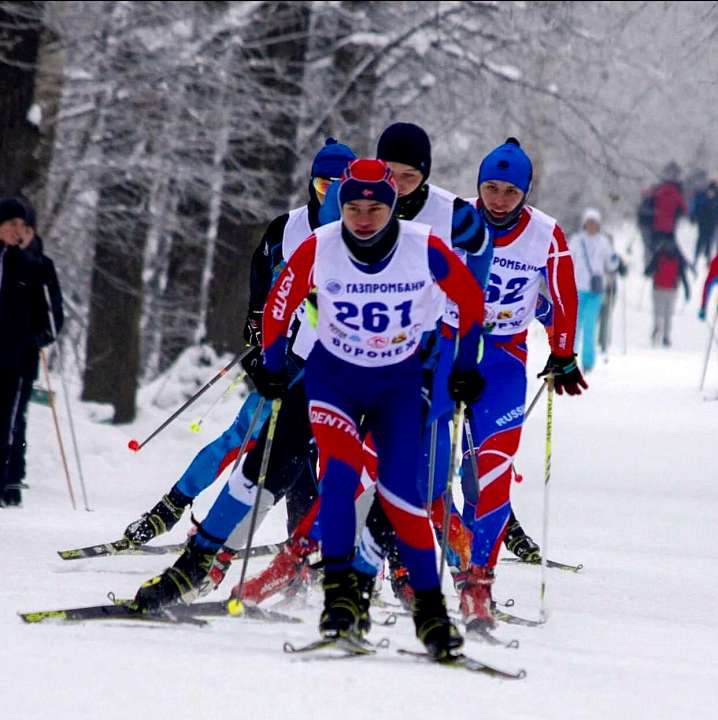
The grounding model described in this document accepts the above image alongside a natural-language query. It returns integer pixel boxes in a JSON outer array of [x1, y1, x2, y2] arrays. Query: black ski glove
[[243, 309, 263, 347], [240, 345, 263, 384], [538, 353, 588, 396], [448, 367, 486, 406], [250, 362, 289, 400]]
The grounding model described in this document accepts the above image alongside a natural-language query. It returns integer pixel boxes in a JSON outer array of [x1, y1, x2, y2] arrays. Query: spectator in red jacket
[[651, 162, 688, 248], [645, 236, 691, 347]]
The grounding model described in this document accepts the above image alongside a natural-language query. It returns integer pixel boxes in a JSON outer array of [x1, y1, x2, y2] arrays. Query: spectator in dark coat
[[0, 197, 63, 507]]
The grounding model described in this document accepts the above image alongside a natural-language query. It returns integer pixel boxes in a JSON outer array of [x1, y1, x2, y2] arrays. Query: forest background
[[1, 0, 716, 422]]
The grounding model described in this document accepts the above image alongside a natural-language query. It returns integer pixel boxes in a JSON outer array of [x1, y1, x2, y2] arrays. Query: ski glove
[[448, 367, 486, 406], [240, 345, 263, 383], [243, 309, 263, 347], [250, 363, 289, 400], [538, 353, 588, 396]]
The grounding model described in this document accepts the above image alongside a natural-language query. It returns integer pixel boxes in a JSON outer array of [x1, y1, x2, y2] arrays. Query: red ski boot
[[458, 565, 497, 631], [233, 536, 318, 605]]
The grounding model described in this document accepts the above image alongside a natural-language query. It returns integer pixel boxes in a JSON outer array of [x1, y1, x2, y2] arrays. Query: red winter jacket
[[652, 181, 687, 234]]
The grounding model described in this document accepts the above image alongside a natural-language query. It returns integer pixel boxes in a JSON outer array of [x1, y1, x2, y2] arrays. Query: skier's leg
[[459, 336, 527, 630]]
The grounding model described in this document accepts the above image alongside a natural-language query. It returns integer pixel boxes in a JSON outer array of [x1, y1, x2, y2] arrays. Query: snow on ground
[[2, 221, 717, 720]]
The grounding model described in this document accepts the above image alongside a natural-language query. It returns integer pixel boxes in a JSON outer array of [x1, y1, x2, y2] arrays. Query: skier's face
[[479, 180, 524, 222], [387, 162, 424, 197], [0, 218, 26, 246], [342, 200, 393, 239]]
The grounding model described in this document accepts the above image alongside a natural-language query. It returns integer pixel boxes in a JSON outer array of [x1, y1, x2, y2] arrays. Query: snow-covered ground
[[2, 221, 717, 720]]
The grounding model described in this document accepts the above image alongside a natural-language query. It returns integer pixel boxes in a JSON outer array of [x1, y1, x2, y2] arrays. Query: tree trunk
[[205, 218, 263, 355], [158, 194, 209, 371], [0, 2, 43, 196], [82, 180, 148, 423], [205, 1, 311, 353]]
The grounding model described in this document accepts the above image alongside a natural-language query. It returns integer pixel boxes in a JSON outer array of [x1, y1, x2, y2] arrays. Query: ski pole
[[128, 348, 251, 452], [699, 304, 718, 390], [539, 376, 555, 623], [439, 402, 465, 588], [189, 370, 247, 433], [524, 381, 547, 422], [233, 398, 282, 601], [425, 419, 438, 515], [228, 395, 267, 475], [43, 286, 91, 510], [39, 348, 76, 510]]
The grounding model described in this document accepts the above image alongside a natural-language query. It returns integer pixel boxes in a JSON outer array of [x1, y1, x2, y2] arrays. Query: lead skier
[[256, 158, 486, 658]]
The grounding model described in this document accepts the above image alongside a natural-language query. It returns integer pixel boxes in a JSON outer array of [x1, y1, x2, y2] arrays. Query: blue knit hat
[[478, 137, 533, 193], [311, 137, 356, 179], [376, 122, 432, 179]]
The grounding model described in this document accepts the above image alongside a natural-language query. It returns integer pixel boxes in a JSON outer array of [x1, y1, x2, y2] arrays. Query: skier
[[349, 122, 492, 607], [256, 157, 486, 658], [644, 236, 691, 347], [568, 208, 620, 372], [129, 139, 356, 610], [457, 138, 586, 632]]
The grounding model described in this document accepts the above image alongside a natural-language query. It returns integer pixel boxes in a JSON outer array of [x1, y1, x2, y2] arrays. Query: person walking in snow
[[0, 198, 63, 508], [568, 208, 619, 373], [645, 236, 691, 347]]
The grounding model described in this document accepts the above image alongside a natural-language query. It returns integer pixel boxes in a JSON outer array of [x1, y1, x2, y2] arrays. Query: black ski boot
[[133, 538, 232, 611], [319, 568, 362, 639], [412, 587, 464, 659], [124, 487, 192, 545], [503, 511, 540, 562], [355, 570, 376, 638]]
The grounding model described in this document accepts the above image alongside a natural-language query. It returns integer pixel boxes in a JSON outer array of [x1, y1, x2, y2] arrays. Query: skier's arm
[[545, 224, 578, 357], [451, 198, 492, 288], [428, 234, 484, 370], [262, 236, 316, 371]]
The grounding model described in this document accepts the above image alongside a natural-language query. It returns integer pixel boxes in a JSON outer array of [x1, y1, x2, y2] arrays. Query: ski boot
[[319, 568, 362, 639], [503, 514, 541, 562], [133, 538, 233, 611], [234, 536, 319, 605], [355, 570, 376, 639], [458, 565, 497, 631], [412, 587, 464, 659], [389, 562, 414, 611], [123, 487, 192, 545]]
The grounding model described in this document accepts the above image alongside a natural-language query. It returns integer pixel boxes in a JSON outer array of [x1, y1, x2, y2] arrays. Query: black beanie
[[0, 198, 27, 225], [376, 122, 432, 179]]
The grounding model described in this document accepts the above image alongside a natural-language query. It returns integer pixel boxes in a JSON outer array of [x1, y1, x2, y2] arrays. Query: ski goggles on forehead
[[312, 176, 338, 196]]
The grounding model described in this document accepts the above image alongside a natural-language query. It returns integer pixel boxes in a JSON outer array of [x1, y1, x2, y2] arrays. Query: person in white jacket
[[568, 208, 619, 371]]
